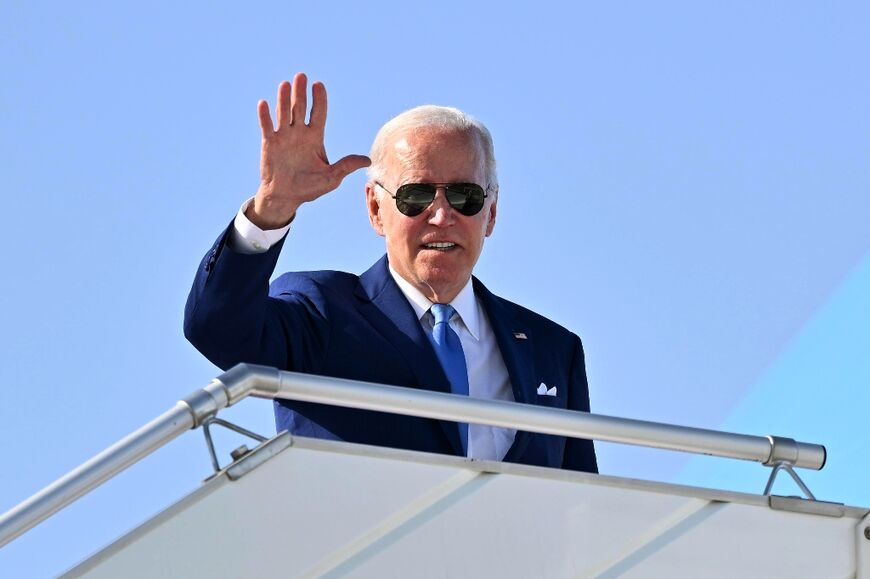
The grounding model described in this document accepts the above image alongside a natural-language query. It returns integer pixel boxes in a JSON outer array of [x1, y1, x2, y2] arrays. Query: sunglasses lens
[[395, 185, 436, 216], [394, 183, 486, 217], [445, 184, 486, 216]]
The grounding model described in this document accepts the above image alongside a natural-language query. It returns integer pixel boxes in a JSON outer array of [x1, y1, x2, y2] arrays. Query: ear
[[484, 194, 497, 237], [366, 183, 385, 236]]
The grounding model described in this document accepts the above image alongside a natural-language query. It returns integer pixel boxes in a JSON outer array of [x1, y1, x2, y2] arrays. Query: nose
[[426, 188, 456, 226]]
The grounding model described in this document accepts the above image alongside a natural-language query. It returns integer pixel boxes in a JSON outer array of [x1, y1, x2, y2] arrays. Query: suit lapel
[[473, 278, 537, 462], [356, 256, 464, 455]]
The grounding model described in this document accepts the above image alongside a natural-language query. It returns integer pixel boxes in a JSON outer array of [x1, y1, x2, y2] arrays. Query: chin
[[418, 268, 468, 290]]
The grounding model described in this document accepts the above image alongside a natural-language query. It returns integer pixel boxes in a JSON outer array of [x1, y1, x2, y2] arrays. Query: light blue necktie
[[428, 303, 470, 455]]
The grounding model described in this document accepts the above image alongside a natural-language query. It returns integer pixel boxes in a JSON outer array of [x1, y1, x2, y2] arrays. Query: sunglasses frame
[[375, 182, 489, 217]]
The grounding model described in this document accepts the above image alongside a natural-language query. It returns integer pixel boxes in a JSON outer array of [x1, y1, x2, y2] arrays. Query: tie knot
[[430, 303, 455, 325]]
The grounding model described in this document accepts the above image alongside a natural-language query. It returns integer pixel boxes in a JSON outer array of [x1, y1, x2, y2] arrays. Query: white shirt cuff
[[229, 198, 293, 254]]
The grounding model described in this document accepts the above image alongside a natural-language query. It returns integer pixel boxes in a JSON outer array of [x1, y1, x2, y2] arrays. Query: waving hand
[[246, 73, 371, 229]]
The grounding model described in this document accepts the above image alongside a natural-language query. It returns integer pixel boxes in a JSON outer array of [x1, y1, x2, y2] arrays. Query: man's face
[[366, 127, 497, 303]]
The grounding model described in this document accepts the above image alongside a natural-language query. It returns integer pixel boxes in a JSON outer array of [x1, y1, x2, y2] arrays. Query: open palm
[[248, 73, 370, 229]]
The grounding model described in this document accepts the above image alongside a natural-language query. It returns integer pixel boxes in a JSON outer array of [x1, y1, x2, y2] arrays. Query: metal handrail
[[0, 363, 827, 548]]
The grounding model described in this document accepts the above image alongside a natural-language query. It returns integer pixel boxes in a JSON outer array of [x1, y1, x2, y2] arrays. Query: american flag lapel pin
[[513, 332, 527, 340]]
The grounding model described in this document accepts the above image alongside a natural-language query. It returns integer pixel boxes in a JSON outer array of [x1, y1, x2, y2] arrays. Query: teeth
[[424, 242, 455, 249]]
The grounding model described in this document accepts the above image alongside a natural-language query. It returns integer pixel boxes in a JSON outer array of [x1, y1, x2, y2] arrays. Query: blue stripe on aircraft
[[675, 251, 870, 507]]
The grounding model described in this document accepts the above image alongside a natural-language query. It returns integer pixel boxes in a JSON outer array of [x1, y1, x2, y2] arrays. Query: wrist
[[246, 196, 299, 230]]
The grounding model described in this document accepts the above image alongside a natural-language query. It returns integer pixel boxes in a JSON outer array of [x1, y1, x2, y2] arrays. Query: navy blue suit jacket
[[184, 226, 597, 473]]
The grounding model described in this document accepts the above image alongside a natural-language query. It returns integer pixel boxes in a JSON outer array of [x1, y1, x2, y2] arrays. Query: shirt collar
[[388, 265, 481, 341]]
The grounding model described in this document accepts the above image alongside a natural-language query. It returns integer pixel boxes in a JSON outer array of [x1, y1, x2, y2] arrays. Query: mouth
[[421, 242, 457, 252]]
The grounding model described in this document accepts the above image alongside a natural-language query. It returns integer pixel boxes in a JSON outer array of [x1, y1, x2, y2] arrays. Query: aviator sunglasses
[[375, 182, 489, 217]]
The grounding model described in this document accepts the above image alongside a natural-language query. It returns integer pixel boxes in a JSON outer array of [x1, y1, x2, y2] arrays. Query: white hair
[[367, 105, 498, 192]]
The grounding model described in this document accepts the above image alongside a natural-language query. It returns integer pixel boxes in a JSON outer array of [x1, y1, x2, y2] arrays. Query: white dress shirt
[[229, 200, 516, 460], [229, 199, 293, 254], [387, 268, 516, 461]]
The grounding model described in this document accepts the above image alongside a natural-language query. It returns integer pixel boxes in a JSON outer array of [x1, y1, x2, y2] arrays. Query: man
[[185, 73, 597, 473]]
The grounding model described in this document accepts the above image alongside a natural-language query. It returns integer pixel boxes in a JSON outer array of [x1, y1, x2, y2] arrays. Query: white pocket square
[[537, 383, 557, 396]]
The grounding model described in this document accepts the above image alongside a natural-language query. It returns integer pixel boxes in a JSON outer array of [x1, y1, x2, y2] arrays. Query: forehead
[[384, 127, 485, 184]]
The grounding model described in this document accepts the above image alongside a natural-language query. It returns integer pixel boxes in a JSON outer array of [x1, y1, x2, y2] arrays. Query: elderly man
[[184, 73, 597, 473]]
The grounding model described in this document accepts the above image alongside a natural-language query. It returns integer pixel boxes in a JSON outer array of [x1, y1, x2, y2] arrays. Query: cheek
[[385, 221, 414, 249], [478, 218, 492, 239]]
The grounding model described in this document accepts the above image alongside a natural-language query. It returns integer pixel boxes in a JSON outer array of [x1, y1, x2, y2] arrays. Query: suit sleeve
[[183, 224, 329, 372], [561, 335, 599, 473]]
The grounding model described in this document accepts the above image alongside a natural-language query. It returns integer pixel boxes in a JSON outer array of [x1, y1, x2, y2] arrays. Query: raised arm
[[184, 73, 370, 371], [246, 72, 371, 229]]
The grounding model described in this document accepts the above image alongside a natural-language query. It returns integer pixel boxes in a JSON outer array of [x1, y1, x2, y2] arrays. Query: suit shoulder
[[489, 292, 580, 342], [270, 269, 359, 296]]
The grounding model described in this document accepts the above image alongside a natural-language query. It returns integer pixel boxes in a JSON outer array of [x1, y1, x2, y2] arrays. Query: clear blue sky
[[2, 1, 868, 576]]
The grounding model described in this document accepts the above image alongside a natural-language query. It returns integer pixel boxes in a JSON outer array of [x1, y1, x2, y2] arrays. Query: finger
[[290, 72, 308, 126], [331, 154, 372, 181], [257, 100, 274, 138], [275, 80, 292, 127], [309, 81, 327, 134]]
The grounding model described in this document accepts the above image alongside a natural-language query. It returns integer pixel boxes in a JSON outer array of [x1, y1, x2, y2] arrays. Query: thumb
[[331, 154, 372, 181]]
